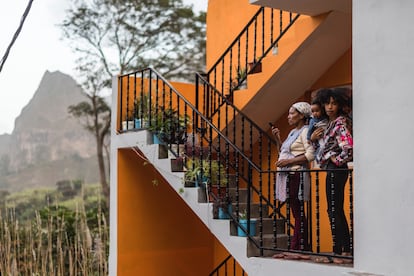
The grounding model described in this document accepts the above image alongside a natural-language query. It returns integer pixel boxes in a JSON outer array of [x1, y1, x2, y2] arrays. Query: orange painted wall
[[206, 0, 259, 69], [117, 148, 215, 275], [117, 77, 196, 131], [231, 14, 326, 110], [213, 240, 246, 275], [311, 49, 352, 89], [205, 0, 326, 129]]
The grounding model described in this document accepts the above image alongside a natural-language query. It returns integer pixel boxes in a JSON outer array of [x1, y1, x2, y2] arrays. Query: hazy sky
[[0, 0, 207, 135]]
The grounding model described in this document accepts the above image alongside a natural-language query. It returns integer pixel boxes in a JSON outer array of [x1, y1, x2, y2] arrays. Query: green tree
[[61, 0, 206, 205], [68, 71, 111, 206], [61, 0, 206, 82]]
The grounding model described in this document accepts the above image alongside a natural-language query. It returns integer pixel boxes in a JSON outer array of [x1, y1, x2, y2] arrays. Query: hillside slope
[[0, 71, 101, 191]]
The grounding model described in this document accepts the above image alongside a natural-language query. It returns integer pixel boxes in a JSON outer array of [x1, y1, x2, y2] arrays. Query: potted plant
[[237, 209, 257, 237], [204, 159, 228, 202], [148, 106, 190, 146], [184, 157, 209, 202], [134, 94, 152, 129], [213, 194, 233, 219], [202, 159, 227, 185], [184, 157, 229, 202], [122, 110, 135, 131], [170, 156, 184, 172], [248, 57, 262, 74], [184, 157, 206, 187], [233, 66, 247, 90]]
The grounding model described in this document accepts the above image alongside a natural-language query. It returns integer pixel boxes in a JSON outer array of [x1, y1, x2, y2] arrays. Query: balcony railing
[[265, 167, 353, 263]]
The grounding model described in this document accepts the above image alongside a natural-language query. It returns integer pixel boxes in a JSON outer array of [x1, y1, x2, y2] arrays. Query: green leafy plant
[[148, 106, 190, 144], [134, 94, 152, 120], [236, 66, 247, 81], [205, 159, 228, 186], [214, 194, 232, 208], [213, 193, 232, 218], [184, 158, 228, 186], [239, 209, 247, 220], [184, 157, 203, 184], [229, 66, 247, 91]]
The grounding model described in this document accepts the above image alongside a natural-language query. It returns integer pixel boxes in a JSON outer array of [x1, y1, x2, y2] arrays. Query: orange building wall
[[117, 148, 215, 275], [206, 0, 259, 69], [311, 49, 352, 89], [206, 0, 327, 126], [117, 77, 196, 130], [213, 240, 246, 275], [231, 14, 327, 110]]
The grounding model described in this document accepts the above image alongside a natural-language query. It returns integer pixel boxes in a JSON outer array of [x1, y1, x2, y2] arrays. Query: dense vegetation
[[0, 181, 108, 275]]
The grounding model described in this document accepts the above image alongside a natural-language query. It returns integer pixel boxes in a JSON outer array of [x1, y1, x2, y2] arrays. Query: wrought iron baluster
[[258, 131, 263, 256], [349, 168, 354, 254], [286, 174, 291, 249]]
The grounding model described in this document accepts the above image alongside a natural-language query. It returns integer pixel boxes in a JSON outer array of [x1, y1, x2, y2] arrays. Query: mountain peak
[[0, 70, 98, 191]]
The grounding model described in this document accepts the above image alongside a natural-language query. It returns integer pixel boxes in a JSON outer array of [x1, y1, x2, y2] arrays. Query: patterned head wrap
[[292, 102, 312, 118]]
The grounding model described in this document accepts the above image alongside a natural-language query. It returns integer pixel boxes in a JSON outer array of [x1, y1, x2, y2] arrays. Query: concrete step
[[197, 186, 251, 204], [229, 217, 285, 236], [231, 202, 270, 218], [228, 187, 249, 203], [247, 234, 289, 257]]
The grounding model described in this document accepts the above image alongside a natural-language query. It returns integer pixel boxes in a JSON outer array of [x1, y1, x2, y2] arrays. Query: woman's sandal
[[333, 257, 353, 264], [314, 255, 353, 264], [272, 253, 285, 259], [314, 256, 332, 263], [272, 252, 311, 260]]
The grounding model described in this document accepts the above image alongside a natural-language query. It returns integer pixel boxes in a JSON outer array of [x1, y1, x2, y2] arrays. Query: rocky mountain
[[0, 71, 101, 192]]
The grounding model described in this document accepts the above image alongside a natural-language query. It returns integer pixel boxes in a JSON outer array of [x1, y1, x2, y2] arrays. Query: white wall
[[354, 1, 414, 275]]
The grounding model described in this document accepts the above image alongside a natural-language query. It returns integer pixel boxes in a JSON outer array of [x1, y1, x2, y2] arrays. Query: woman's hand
[[310, 127, 324, 141], [276, 154, 307, 168], [271, 126, 281, 141], [276, 159, 290, 168]]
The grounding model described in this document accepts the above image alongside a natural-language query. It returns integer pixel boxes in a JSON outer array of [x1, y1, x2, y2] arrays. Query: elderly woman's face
[[288, 107, 304, 126]]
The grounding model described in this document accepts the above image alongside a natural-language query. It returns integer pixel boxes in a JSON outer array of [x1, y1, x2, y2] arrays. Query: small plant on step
[[239, 209, 247, 220], [212, 194, 232, 218]]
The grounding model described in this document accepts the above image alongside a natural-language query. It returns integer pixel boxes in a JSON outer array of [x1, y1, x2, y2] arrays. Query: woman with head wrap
[[271, 102, 315, 251]]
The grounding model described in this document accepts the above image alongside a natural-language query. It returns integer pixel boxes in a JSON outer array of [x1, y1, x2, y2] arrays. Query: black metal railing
[[196, 73, 279, 172], [210, 255, 246, 276], [193, 6, 301, 223], [118, 67, 282, 246], [205, 7, 299, 106], [118, 68, 354, 264], [267, 167, 353, 263]]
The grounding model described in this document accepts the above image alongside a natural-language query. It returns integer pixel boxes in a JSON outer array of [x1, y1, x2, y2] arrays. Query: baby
[[307, 99, 328, 167], [307, 100, 327, 141]]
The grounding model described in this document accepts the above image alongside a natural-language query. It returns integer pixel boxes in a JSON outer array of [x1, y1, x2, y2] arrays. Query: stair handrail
[[118, 68, 356, 261], [118, 67, 261, 173], [196, 72, 284, 217], [196, 72, 278, 151], [205, 7, 300, 101], [209, 254, 246, 276], [118, 67, 285, 240]]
